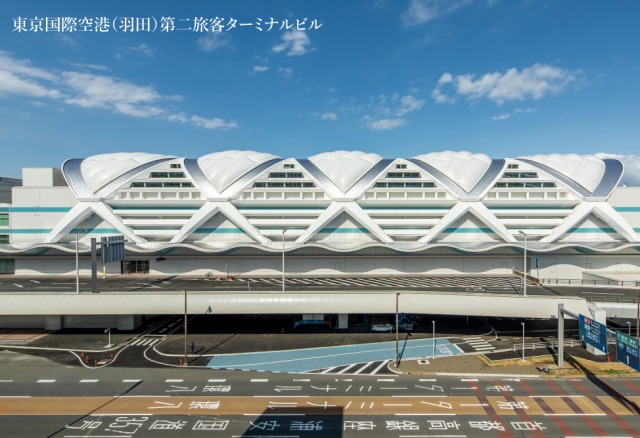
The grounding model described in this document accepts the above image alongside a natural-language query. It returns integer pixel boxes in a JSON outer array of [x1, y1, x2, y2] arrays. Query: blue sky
[[1, 1, 639, 183]]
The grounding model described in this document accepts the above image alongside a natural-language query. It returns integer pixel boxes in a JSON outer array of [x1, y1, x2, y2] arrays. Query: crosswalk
[[129, 337, 160, 347], [462, 336, 495, 352], [243, 275, 527, 289], [313, 360, 393, 376]]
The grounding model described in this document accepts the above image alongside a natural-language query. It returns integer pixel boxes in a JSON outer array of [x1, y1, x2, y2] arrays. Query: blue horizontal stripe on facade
[[443, 227, 493, 233], [614, 207, 640, 212], [319, 228, 370, 233], [0, 207, 71, 213]]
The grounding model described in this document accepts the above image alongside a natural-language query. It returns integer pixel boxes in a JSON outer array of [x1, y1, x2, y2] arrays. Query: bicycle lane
[[207, 338, 463, 373]]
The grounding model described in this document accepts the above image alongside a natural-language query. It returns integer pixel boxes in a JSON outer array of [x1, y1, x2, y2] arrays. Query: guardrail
[[584, 296, 638, 304], [512, 338, 616, 352], [541, 278, 640, 287]]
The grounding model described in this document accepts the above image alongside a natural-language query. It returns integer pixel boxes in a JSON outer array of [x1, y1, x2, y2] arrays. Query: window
[[387, 172, 421, 179], [507, 164, 519, 169], [253, 182, 315, 188], [395, 164, 407, 169], [495, 182, 556, 188], [130, 182, 194, 188], [0, 213, 8, 226], [268, 172, 304, 178], [0, 258, 14, 274], [0, 234, 9, 244], [170, 164, 182, 169], [503, 172, 538, 179], [374, 182, 435, 188], [150, 172, 185, 178], [283, 163, 295, 169]]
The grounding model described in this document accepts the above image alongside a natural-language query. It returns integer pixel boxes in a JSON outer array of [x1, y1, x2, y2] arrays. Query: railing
[[541, 278, 640, 287], [512, 338, 616, 352], [584, 296, 638, 304]]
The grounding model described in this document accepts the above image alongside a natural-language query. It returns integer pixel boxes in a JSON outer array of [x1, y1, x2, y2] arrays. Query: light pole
[[104, 328, 111, 347], [521, 322, 525, 362], [182, 289, 188, 366], [75, 231, 80, 294], [281, 229, 285, 293], [432, 320, 436, 359], [627, 321, 631, 336], [395, 293, 399, 368], [519, 231, 528, 297]]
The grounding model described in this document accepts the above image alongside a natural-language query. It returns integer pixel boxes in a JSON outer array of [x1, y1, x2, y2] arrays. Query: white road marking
[[353, 361, 373, 375], [165, 379, 183, 383], [336, 363, 358, 375], [208, 379, 226, 382], [384, 403, 413, 406], [37, 379, 55, 383], [320, 366, 338, 374], [530, 395, 585, 398], [370, 360, 390, 375], [545, 413, 606, 416], [460, 378, 478, 382], [13, 284, 24, 288], [250, 378, 268, 382], [90, 413, 153, 416], [377, 378, 395, 382], [29, 280, 40, 283], [419, 378, 438, 382], [345, 400, 352, 410], [122, 379, 142, 383], [0, 396, 31, 398], [460, 403, 489, 406], [0, 380, 14, 382], [79, 379, 99, 383], [293, 379, 310, 382]]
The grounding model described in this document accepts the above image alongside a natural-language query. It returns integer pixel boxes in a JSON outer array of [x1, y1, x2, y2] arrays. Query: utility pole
[[183, 289, 188, 366], [395, 293, 399, 368], [282, 229, 285, 293]]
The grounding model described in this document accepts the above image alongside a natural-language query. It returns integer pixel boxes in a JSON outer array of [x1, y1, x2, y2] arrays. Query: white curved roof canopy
[[197, 150, 280, 193], [80, 152, 175, 193], [520, 154, 605, 192], [413, 151, 492, 193], [309, 150, 383, 192]]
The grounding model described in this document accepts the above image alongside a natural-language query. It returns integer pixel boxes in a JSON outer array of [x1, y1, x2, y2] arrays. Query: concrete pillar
[[338, 314, 349, 329], [302, 314, 323, 321], [44, 315, 63, 331], [587, 304, 607, 356], [117, 315, 140, 331]]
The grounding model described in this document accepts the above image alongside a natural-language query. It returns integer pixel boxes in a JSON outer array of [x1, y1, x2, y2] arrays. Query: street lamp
[[104, 328, 111, 347], [395, 293, 399, 368], [75, 231, 80, 294], [521, 322, 526, 362], [519, 231, 528, 297], [282, 229, 286, 293], [432, 320, 436, 359], [182, 289, 188, 366]]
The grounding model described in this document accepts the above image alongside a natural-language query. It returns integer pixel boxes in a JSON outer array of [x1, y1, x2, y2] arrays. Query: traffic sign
[[101, 235, 126, 264], [579, 314, 608, 353], [616, 331, 640, 372]]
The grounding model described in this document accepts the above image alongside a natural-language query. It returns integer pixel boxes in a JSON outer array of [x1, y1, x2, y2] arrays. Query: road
[[0, 274, 549, 295], [0, 363, 639, 437]]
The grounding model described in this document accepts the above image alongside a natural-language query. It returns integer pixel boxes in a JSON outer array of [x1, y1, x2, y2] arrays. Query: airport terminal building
[[1, 150, 639, 282]]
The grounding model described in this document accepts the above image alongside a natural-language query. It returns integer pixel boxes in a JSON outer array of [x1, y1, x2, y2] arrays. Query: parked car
[[371, 323, 394, 333]]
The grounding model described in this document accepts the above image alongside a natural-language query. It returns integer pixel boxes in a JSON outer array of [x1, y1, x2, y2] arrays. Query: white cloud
[[396, 95, 425, 116], [321, 112, 337, 121], [432, 64, 578, 105], [128, 44, 155, 58], [595, 153, 640, 187], [491, 107, 537, 121], [366, 117, 406, 130], [402, 0, 473, 26], [253, 66, 269, 73], [196, 33, 231, 52], [0, 52, 236, 130], [190, 115, 237, 130], [0, 71, 61, 99], [278, 67, 293, 77], [272, 30, 311, 56]]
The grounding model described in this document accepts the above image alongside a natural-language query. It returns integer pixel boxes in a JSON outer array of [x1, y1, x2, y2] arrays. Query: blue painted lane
[[207, 338, 463, 373]]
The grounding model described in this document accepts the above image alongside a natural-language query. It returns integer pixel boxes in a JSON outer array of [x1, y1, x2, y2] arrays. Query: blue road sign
[[579, 314, 608, 353], [616, 331, 640, 372]]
